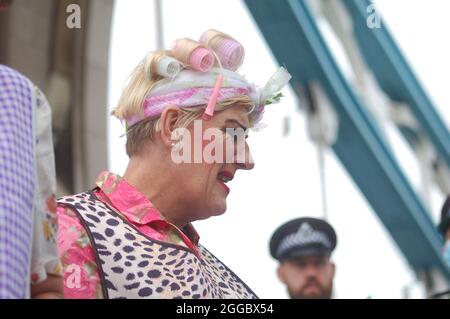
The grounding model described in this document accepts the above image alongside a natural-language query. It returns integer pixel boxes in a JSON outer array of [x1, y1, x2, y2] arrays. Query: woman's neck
[[122, 155, 189, 228]]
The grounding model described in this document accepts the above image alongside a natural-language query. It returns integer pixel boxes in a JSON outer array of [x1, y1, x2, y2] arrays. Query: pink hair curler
[[171, 38, 214, 72], [199, 30, 245, 71], [216, 38, 244, 71], [189, 47, 214, 72]]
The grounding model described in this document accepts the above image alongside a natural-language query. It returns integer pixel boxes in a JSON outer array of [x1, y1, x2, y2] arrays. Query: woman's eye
[[222, 127, 249, 141], [222, 127, 234, 136]]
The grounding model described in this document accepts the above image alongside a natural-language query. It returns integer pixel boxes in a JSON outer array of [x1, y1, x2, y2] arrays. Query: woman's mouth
[[217, 171, 233, 194]]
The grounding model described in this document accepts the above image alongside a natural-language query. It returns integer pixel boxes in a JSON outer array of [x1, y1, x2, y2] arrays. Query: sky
[[107, 0, 450, 298]]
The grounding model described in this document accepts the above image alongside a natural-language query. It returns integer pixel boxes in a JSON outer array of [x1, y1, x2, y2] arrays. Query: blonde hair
[[111, 51, 167, 121], [124, 97, 253, 157], [112, 49, 254, 157]]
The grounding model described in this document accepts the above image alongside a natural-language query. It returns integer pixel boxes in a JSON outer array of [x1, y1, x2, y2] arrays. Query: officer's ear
[[330, 261, 336, 278], [277, 264, 287, 284]]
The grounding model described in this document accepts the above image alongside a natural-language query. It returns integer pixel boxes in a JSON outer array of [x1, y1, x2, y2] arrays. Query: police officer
[[270, 217, 337, 299]]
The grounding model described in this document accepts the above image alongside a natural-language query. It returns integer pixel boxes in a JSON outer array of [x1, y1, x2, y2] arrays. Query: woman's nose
[[235, 143, 255, 170]]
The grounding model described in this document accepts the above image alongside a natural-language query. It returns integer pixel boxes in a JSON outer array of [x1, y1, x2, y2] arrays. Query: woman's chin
[[194, 202, 227, 221], [210, 201, 227, 217]]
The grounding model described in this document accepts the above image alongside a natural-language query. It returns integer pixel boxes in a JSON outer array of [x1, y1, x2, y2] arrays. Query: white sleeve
[[30, 86, 62, 285]]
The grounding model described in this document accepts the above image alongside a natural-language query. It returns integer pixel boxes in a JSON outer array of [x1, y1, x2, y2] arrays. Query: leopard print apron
[[58, 191, 258, 299]]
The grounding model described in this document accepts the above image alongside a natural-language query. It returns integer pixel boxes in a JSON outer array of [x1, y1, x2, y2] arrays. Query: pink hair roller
[[189, 47, 214, 72], [171, 38, 214, 72], [199, 30, 245, 71]]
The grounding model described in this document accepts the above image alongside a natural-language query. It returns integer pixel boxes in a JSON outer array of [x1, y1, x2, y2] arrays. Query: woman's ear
[[159, 106, 181, 148]]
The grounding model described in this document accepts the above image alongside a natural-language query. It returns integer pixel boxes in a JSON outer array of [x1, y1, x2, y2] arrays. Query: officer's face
[[277, 255, 335, 299]]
